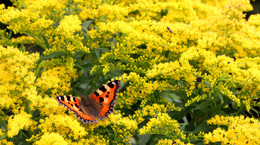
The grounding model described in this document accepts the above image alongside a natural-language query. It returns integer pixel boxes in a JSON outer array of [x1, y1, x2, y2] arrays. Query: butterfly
[[56, 80, 121, 124]]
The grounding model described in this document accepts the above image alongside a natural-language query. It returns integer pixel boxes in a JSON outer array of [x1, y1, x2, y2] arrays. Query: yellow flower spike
[[0, 95, 14, 110], [38, 97, 66, 115], [71, 136, 108, 145], [30, 17, 54, 30], [139, 113, 185, 140], [157, 138, 193, 145], [11, 35, 36, 44], [36, 65, 78, 95], [185, 94, 209, 107], [7, 111, 34, 138], [35, 132, 68, 145], [56, 15, 82, 38], [0, 139, 14, 145], [0, 45, 41, 117], [205, 115, 260, 144], [38, 114, 88, 140], [108, 113, 138, 143]]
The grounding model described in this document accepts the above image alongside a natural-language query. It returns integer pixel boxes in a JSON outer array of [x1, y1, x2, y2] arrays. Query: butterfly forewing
[[55, 95, 80, 113], [55, 95, 97, 123], [90, 80, 121, 119]]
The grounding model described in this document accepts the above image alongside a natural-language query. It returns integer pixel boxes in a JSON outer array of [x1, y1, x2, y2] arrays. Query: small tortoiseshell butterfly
[[56, 80, 121, 124]]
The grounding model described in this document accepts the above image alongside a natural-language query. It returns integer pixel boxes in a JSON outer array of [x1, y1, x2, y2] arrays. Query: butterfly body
[[80, 96, 102, 119], [56, 80, 121, 124]]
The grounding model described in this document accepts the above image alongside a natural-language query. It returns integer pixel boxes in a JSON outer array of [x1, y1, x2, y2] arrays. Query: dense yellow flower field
[[0, 0, 259, 144]]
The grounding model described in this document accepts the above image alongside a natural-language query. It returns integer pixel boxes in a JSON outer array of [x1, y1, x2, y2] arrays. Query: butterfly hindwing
[[90, 80, 121, 120], [55, 95, 97, 123]]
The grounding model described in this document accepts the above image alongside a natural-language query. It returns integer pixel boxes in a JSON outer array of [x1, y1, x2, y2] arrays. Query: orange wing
[[56, 95, 97, 123], [90, 80, 121, 120]]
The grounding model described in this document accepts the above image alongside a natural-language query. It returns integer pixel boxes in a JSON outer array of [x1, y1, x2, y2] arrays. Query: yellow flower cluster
[[1, 45, 133, 144], [39, 114, 87, 140], [0, 45, 86, 143], [0, 45, 39, 111], [130, 103, 179, 124], [37, 97, 65, 116], [116, 73, 179, 114], [35, 65, 78, 96], [69, 135, 108, 145], [0, 0, 89, 55], [80, 4, 129, 21], [156, 139, 174, 145], [157, 139, 193, 145], [34, 132, 68, 145], [7, 111, 35, 138], [56, 15, 82, 38], [0, 139, 14, 145], [139, 113, 186, 141], [204, 115, 260, 144], [109, 113, 138, 144]]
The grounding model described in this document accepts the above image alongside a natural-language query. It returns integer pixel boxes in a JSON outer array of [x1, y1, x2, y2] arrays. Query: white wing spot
[[63, 96, 67, 101], [104, 97, 109, 104], [73, 105, 79, 111], [97, 89, 103, 95], [104, 84, 111, 91]]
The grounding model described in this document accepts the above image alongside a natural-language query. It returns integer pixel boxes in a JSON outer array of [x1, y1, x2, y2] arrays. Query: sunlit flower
[[39, 114, 88, 140], [56, 15, 82, 38], [204, 115, 260, 144], [34, 132, 68, 145], [7, 111, 34, 137], [139, 113, 185, 140]]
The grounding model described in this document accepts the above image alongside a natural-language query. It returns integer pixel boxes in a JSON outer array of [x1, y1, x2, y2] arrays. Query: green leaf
[[179, 122, 188, 131], [94, 48, 102, 59], [250, 107, 259, 118], [42, 35, 50, 49], [40, 51, 68, 60], [105, 127, 113, 136], [216, 109, 227, 116], [111, 38, 117, 49], [163, 92, 182, 103], [19, 44, 26, 52], [216, 91, 223, 104], [138, 134, 151, 145], [192, 101, 211, 111], [82, 20, 93, 28], [192, 122, 210, 134], [82, 20, 93, 32], [7, 30, 12, 39], [74, 63, 85, 70]]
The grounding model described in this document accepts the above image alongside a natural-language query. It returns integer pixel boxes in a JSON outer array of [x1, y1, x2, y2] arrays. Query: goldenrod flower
[[204, 115, 260, 144], [56, 15, 82, 38], [7, 111, 34, 137], [139, 113, 185, 140], [35, 132, 67, 145]]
